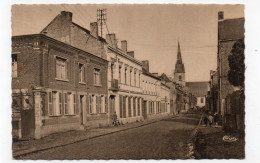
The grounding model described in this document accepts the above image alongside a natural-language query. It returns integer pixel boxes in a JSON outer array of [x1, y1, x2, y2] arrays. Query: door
[[21, 109, 35, 139], [80, 95, 84, 125], [109, 96, 115, 114]]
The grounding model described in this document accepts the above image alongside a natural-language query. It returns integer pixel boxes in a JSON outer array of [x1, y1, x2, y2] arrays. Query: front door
[[109, 96, 115, 114]]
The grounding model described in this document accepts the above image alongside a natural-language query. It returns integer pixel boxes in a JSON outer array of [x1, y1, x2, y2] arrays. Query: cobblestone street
[[17, 113, 201, 160]]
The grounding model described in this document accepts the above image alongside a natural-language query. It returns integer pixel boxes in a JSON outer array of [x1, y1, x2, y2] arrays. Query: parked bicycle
[[112, 112, 120, 126]]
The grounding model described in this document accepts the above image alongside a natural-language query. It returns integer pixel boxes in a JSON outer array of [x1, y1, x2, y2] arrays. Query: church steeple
[[175, 41, 185, 73], [177, 42, 183, 64], [174, 41, 186, 86]]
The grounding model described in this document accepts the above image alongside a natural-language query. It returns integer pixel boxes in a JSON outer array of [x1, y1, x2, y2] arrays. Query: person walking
[[204, 114, 208, 126], [214, 112, 219, 127], [208, 114, 214, 127]]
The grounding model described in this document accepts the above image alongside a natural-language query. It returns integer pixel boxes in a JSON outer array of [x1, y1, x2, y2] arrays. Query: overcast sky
[[12, 4, 244, 82]]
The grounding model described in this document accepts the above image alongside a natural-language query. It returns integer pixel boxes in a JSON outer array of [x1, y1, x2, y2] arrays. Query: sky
[[12, 4, 244, 82]]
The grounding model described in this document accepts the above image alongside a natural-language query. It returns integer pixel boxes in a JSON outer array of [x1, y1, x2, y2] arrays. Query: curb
[[185, 113, 203, 159], [13, 115, 176, 158]]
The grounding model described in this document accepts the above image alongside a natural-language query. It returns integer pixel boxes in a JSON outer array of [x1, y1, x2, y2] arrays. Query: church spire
[[174, 41, 185, 73], [177, 41, 183, 64]]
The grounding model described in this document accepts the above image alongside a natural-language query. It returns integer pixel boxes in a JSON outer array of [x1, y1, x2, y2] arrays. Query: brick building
[[12, 33, 108, 139]]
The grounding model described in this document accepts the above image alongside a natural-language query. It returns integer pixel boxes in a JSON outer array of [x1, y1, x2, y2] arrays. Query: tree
[[228, 39, 245, 88]]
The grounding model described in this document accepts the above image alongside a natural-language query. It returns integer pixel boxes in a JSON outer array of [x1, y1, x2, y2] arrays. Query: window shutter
[[43, 93, 48, 116], [119, 95, 123, 118], [48, 92, 53, 116], [84, 66, 87, 83], [96, 96, 99, 114], [74, 94, 78, 115], [105, 96, 108, 113]]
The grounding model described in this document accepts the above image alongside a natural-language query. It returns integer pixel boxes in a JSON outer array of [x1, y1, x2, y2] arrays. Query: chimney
[[121, 40, 127, 53], [90, 22, 98, 38], [218, 11, 224, 20], [61, 11, 73, 22], [106, 34, 118, 48], [142, 60, 149, 72], [127, 51, 134, 58]]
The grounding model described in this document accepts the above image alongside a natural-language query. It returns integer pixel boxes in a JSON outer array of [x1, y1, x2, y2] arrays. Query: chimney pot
[[218, 11, 224, 20], [142, 60, 149, 72]]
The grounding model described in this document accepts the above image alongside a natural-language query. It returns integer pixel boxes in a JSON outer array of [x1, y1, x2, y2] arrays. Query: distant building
[[142, 62, 171, 120], [186, 82, 209, 108], [173, 42, 185, 86]]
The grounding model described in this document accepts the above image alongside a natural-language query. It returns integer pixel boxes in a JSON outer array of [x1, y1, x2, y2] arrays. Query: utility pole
[[97, 9, 107, 38]]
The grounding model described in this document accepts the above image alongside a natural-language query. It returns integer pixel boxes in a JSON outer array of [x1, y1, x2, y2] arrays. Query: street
[[18, 113, 201, 160]]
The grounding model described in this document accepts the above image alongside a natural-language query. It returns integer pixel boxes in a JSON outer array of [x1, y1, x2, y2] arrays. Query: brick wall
[[12, 34, 109, 137], [41, 11, 107, 60]]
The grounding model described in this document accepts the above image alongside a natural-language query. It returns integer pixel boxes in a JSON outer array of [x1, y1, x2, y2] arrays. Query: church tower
[[174, 42, 186, 86]]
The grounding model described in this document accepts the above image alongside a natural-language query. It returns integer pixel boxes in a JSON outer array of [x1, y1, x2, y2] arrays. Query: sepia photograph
[[11, 4, 245, 160]]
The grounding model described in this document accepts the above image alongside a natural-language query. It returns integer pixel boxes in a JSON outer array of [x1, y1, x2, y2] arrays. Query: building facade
[[12, 34, 108, 139], [142, 63, 171, 120], [106, 34, 144, 124]]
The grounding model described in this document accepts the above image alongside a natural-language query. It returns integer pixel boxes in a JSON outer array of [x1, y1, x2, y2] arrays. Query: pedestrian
[[208, 114, 214, 127], [214, 112, 219, 127], [204, 114, 208, 126]]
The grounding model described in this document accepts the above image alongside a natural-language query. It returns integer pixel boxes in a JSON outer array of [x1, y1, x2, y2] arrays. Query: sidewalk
[[194, 126, 245, 159], [13, 115, 177, 158]]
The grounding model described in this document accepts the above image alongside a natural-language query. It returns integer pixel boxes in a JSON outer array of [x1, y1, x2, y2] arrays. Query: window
[[48, 92, 62, 116], [201, 97, 204, 103], [134, 72, 136, 86], [96, 96, 101, 113], [128, 97, 131, 117], [64, 93, 76, 115], [100, 95, 105, 113], [119, 66, 121, 83], [94, 68, 101, 85], [12, 54, 17, 77], [130, 70, 132, 86], [137, 98, 140, 116], [89, 95, 95, 114], [133, 97, 136, 116], [125, 68, 127, 84], [139, 73, 141, 87], [178, 75, 182, 81], [64, 93, 68, 115], [79, 63, 85, 83], [111, 63, 114, 80], [56, 57, 67, 80]]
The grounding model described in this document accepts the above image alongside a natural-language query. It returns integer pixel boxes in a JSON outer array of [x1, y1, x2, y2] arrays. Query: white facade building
[[106, 34, 144, 124]]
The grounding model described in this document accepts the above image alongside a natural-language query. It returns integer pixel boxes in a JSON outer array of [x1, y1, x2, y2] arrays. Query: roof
[[159, 73, 172, 82], [218, 18, 245, 41], [71, 22, 106, 42], [142, 69, 161, 80], [12, 34, 108, 63], [186, 82, 209, 97]]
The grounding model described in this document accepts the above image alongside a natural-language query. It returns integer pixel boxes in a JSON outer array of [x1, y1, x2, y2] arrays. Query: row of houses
[[207, 11, 245, 131], [12, 11, 197, 140]]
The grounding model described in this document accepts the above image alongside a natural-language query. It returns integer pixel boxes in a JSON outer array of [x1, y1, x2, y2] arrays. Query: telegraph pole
[[97, 9, 107, 38]]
